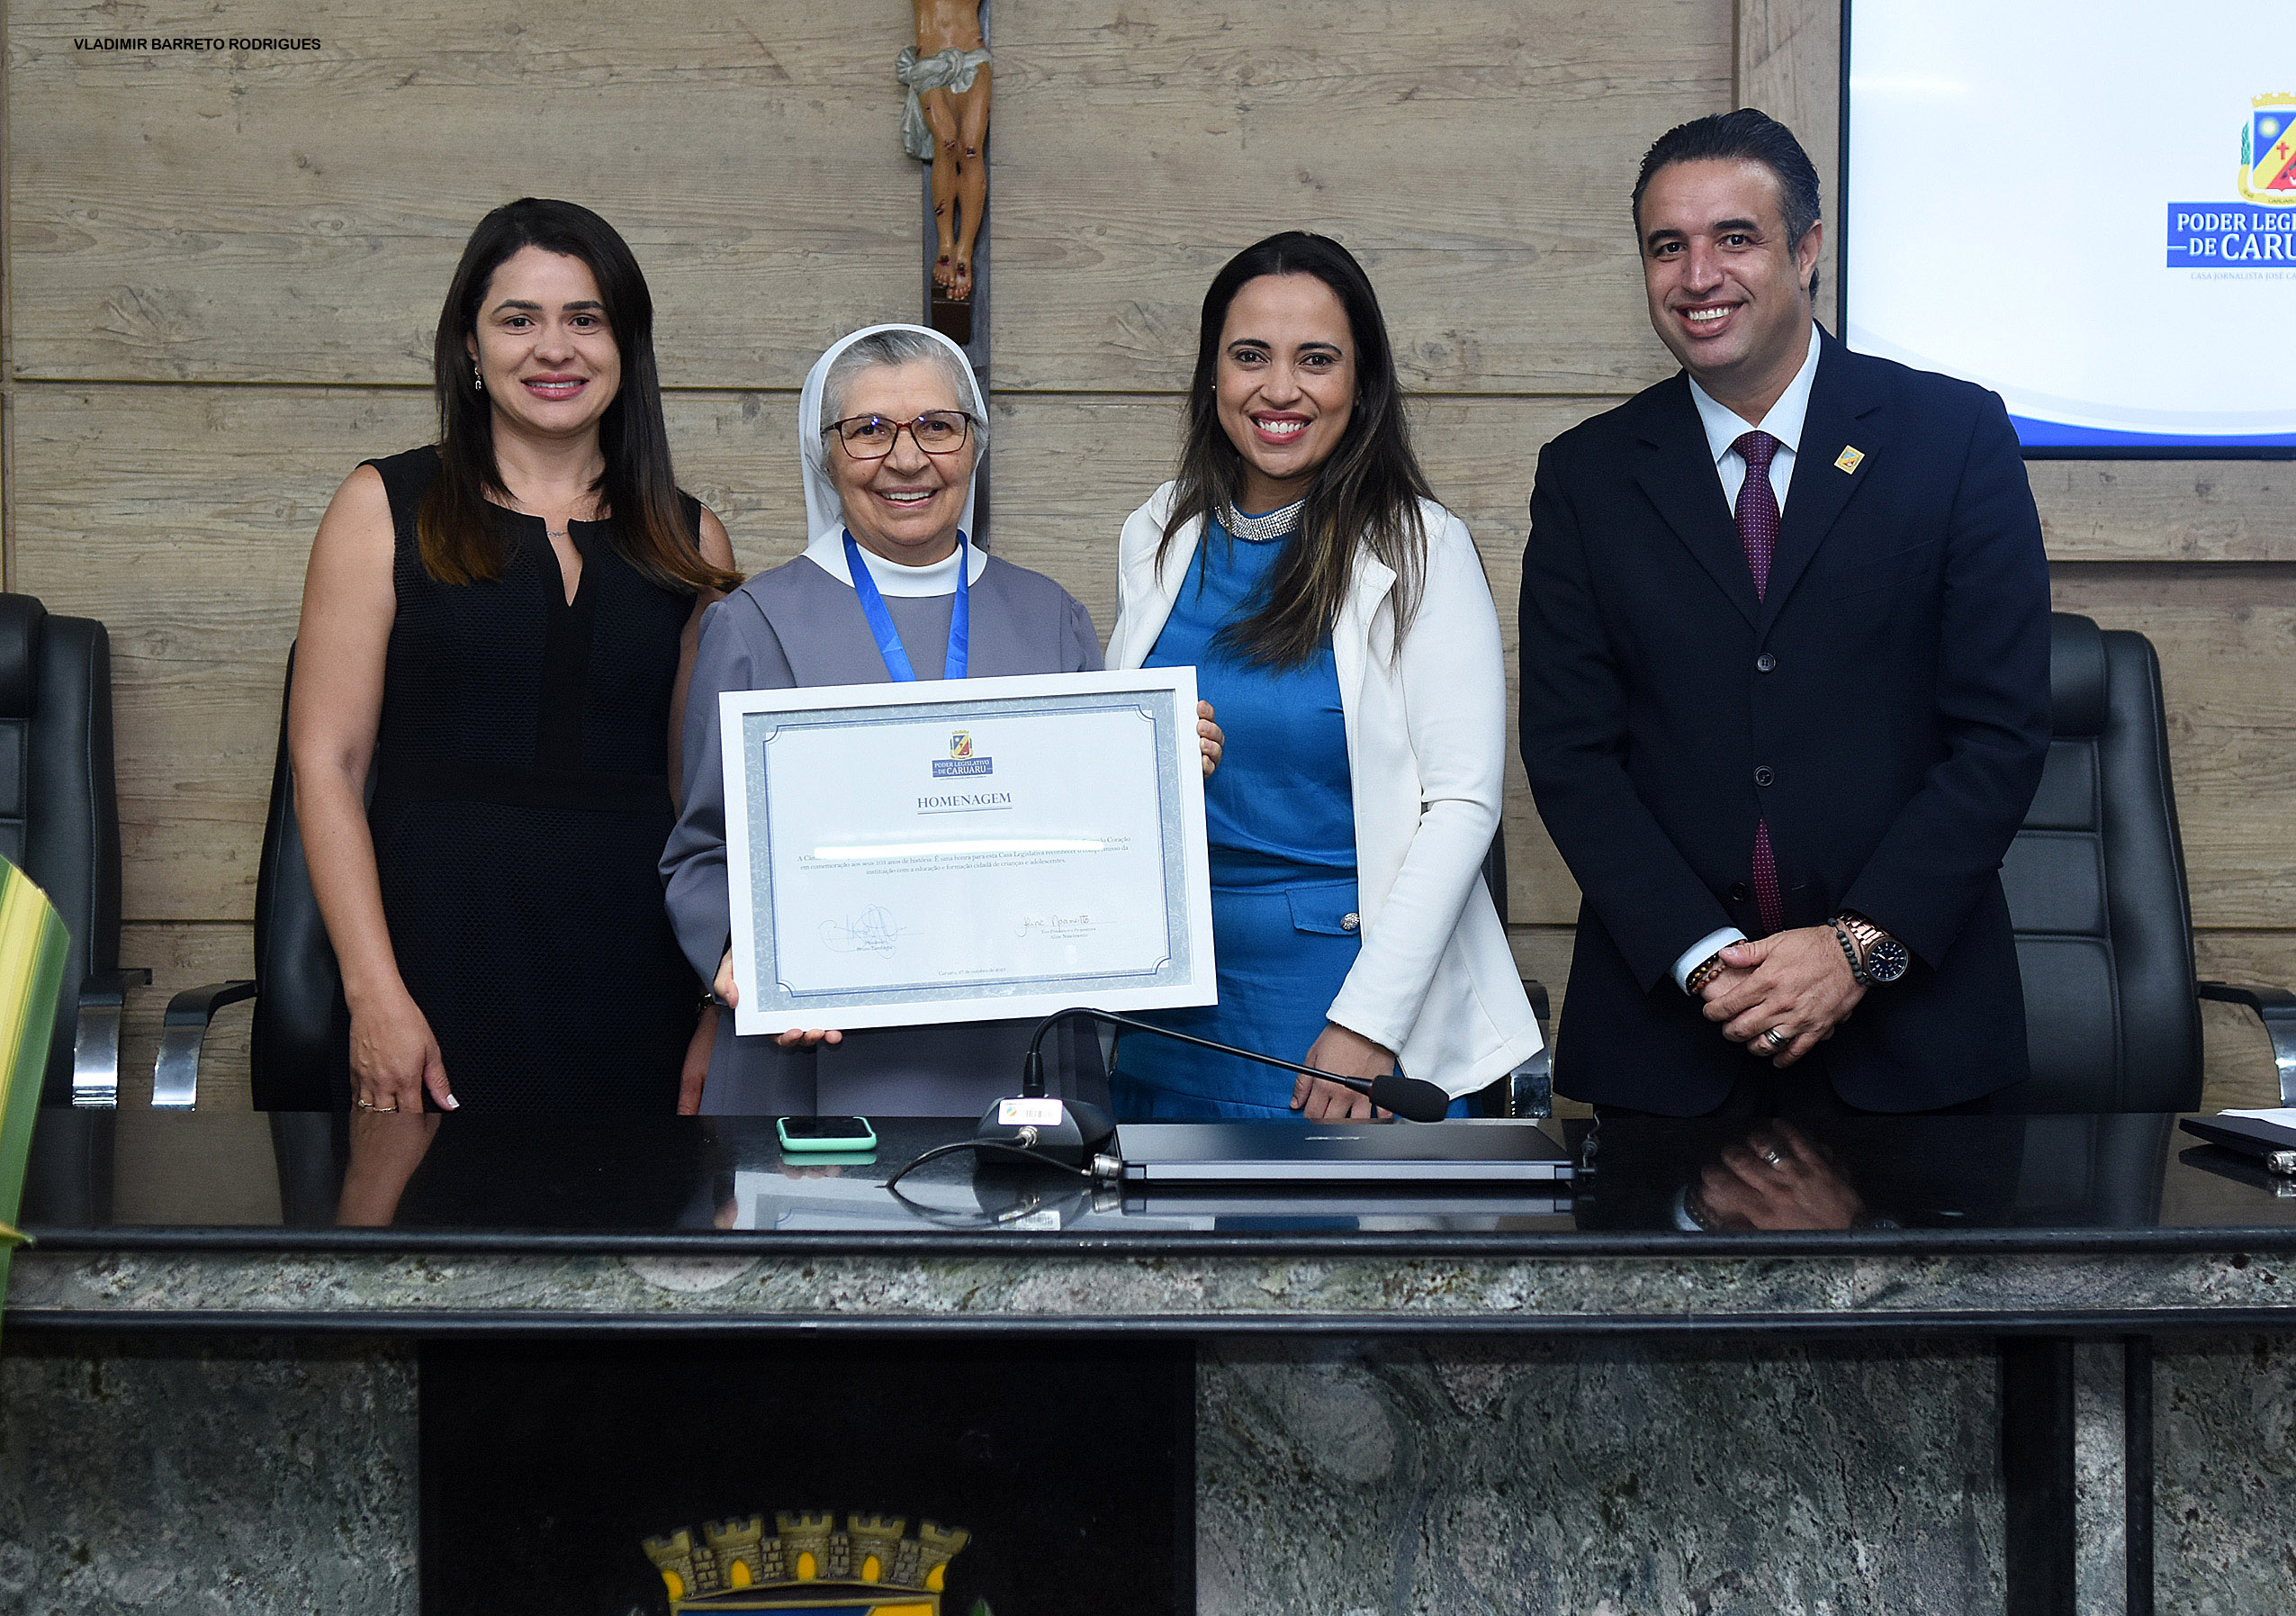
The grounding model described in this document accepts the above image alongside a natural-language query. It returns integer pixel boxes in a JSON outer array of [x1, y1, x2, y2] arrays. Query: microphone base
[[973, 1096, 1118, 1169]]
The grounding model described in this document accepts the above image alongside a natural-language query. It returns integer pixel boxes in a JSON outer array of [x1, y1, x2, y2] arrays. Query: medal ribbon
[[842, 530, 969, 682]]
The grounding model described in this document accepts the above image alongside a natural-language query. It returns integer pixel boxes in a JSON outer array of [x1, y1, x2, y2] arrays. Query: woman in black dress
[[291, 199, 739, 1113]]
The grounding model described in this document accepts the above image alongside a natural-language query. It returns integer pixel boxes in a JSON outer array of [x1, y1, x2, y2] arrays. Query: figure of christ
[[897, 0, 991, 301]]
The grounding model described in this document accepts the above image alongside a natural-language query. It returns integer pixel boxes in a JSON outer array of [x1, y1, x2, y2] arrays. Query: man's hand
[[1698, 925, 1865, 1067]]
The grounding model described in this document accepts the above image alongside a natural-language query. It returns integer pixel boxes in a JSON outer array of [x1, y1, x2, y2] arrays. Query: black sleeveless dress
[[361, 447, 698, 1110]]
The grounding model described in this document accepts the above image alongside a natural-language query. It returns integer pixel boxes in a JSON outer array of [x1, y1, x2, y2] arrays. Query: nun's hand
[[679, 1004, 716, 1115], [775, 1027, 845, 1050], [1198, 701, 1224, 778], [716, 949, 843, 1050]]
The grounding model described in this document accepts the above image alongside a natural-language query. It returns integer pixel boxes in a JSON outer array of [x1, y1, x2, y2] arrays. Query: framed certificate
[[719, 669, 1218, 1035]]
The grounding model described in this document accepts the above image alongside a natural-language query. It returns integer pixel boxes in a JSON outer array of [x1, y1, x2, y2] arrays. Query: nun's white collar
[[801, 527, 988, 597]]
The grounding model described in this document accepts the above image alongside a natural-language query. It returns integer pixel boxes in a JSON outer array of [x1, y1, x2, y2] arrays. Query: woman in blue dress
[[1107, 233, 1543, 1120]]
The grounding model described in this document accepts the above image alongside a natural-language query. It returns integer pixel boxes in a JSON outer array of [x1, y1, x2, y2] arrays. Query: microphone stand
[[973, 1007, 1454, 1169]]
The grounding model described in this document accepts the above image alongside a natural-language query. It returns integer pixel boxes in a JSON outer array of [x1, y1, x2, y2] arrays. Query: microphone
[[1015, 1007, 1454, 1124]]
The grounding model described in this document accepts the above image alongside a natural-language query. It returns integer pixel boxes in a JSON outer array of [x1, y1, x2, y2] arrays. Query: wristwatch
[[1832, 912, 1910, 985]]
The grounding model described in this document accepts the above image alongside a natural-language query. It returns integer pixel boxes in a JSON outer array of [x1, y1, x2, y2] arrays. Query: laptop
[[1114, 1118, 1576, 1186]]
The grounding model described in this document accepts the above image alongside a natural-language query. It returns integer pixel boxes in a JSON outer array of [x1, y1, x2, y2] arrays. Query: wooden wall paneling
[[977, 394, 1172, 631], [2033, 462, 2296, 564], [1735, 0, 1840, 332], [2195, 931, 2296, 997], [8, 384, 797, 925], [6, 1, 919, 386], [666, 392, 810, 577], [12, 385, 434, 919], [988, 0, 1730, 395]]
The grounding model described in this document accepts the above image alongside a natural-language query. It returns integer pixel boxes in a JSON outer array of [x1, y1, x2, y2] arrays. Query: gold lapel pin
[[1834, 446, 1866, 474]]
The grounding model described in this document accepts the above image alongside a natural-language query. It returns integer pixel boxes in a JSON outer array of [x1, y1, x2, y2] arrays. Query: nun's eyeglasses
[[824, 411, 975, 460]]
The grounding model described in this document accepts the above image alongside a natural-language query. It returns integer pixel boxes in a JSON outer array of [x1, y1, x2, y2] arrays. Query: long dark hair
[[1161, 232, 1431, 668], [420, 197, 740, 594]]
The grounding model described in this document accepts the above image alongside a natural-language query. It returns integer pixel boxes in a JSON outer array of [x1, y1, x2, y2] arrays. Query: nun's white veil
[[799, 322, 986, 548]]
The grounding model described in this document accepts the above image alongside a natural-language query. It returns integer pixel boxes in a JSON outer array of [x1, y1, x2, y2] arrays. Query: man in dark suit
[[1518, 109, 2052, 1118]]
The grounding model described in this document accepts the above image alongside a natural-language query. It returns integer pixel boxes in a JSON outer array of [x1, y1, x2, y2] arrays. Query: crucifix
[[896, 0, 992, 537], [896, 0, 990, 348]]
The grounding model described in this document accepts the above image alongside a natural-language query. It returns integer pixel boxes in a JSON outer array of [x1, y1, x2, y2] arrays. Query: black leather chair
[[0, 593, 147, 1106], [156, 649, 347, 1109], [1995, 612, 2295, 1112]]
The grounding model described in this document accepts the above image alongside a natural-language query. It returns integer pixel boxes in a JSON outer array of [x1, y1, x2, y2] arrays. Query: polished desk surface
[[14, 1108, 2296, 1334], [15, 1106, 2296, 1257]]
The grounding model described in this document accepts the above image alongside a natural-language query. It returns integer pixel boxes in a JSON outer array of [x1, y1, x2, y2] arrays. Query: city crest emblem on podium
[[642, 1512, 973, 1614], [2240, 93, 2296, 204], [948, 731, 973, 760]]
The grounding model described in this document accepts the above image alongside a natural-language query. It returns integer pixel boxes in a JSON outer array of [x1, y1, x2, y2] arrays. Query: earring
[[473, 364, 484, 392]]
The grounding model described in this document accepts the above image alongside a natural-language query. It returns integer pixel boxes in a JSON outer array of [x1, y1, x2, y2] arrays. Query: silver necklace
[[1220, 497, 1305, 543]]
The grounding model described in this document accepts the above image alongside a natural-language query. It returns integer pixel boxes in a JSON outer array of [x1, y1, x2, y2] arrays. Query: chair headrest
[[0, 594, 46, 718], [2048, 612, 2108, 738]]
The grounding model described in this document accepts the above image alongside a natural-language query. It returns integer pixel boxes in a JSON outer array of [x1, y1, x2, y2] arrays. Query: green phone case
[[777, 1115, 878, 1153]]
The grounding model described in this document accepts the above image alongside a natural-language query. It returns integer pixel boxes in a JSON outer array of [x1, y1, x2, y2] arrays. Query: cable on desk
[[883, 1138, 1094, 1192]]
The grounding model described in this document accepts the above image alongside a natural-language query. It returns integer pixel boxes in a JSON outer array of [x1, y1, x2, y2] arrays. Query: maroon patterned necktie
[[1733, 430, 1785, 935]]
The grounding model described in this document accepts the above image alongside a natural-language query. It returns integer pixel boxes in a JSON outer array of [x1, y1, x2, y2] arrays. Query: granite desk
[[5, 1107, 2296, 1615]]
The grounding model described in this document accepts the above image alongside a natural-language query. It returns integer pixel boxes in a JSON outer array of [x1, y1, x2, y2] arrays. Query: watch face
[[1866, 937, 1911, 983]]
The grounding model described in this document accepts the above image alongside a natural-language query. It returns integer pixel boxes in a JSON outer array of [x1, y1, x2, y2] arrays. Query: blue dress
[[1112, 516, 1366, 1119]]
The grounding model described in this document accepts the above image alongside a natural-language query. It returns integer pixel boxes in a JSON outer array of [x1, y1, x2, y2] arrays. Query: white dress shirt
[[1670, 324, 1824, 992]]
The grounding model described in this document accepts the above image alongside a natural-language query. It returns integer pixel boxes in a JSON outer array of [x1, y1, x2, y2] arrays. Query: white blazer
[[1110, 484, 1543, 1097]]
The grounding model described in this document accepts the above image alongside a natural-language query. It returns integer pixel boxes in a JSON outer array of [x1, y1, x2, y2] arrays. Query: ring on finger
[[1760, 1146, 1787, 1167], [1760, 1026, 1791, 1052]]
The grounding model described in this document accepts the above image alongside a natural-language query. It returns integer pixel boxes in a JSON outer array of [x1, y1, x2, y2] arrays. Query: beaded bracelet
[[1831, 922, 1871, 988]]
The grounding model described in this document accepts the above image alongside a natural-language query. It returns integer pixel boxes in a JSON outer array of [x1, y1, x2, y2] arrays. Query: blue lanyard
[[842, 531, 969, 682]]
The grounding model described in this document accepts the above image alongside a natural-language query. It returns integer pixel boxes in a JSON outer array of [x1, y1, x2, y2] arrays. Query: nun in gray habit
[[662, 322, 1107, 1115]]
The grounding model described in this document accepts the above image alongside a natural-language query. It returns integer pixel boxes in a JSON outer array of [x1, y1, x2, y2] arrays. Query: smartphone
[[777, 1115, 878, 1153]]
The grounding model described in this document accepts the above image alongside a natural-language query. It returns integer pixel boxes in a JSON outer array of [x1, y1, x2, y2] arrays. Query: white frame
[[718, 668, 1216, 1035]]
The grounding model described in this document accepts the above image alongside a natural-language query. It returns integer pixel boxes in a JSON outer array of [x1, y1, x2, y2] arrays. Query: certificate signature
[[1017, 912, 1101, 940], [820, 907, 910, 956]]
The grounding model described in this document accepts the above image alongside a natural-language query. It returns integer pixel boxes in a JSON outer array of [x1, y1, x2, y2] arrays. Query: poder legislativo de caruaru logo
[[2168, 93, 2296, 267]]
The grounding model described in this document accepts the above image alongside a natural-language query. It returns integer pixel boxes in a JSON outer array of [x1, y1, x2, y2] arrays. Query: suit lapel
[[1630, 377, 1760, 630], [1761, 333, 1886, 631]]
